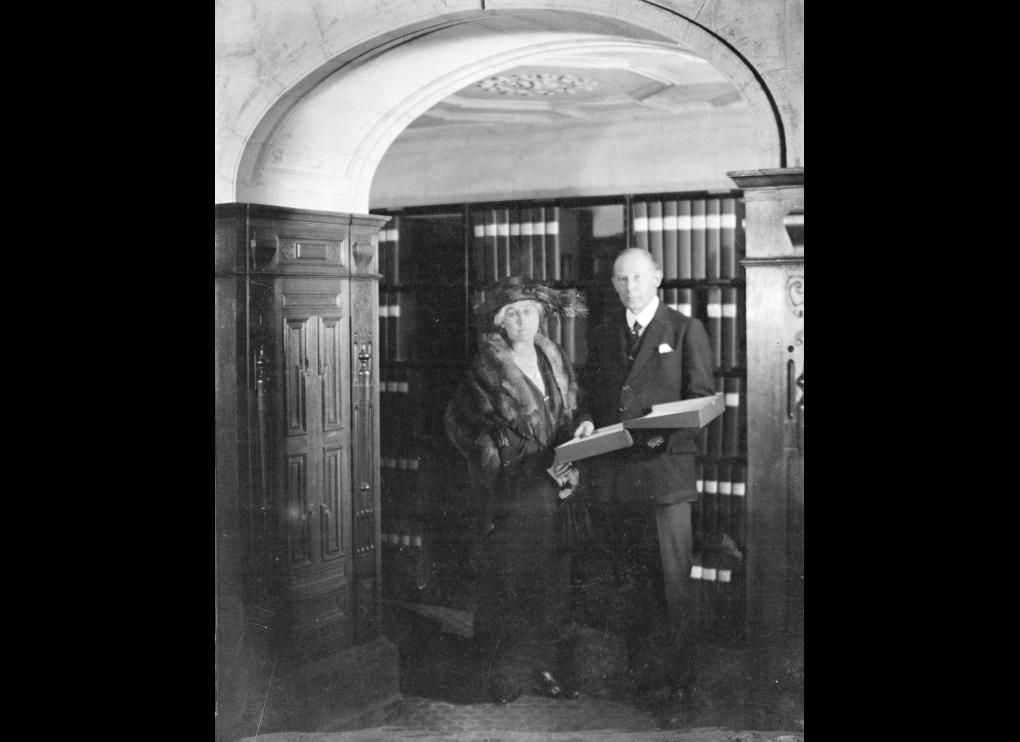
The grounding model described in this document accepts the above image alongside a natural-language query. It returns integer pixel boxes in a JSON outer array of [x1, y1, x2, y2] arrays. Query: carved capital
[[787, 275, 804, 319]]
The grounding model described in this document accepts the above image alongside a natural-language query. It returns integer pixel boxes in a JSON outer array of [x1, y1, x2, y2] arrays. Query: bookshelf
[[374, 191, 748, 641]]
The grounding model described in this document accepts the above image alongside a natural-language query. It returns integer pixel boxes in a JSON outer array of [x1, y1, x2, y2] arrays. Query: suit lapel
[[625, 303, 669, 383]]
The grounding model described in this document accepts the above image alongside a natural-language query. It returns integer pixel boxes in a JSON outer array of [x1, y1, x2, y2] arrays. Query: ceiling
[[405, 47, 745, 134]]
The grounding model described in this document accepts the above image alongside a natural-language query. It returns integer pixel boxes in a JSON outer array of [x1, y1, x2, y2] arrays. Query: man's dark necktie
[[627, 320, 642, 361]]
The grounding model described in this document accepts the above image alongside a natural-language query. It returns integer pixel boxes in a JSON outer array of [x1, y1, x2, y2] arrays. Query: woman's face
[[498, 300, 543, 344]]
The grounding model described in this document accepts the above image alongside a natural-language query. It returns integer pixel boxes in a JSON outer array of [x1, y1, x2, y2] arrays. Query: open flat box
[[554, 393, 724, 464]]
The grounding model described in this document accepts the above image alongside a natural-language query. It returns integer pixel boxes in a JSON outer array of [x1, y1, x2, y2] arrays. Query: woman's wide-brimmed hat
[[472, 275, 588, 328]]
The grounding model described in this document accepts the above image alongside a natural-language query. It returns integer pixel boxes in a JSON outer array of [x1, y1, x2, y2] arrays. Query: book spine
[[736, 285, 745, 369], [706, 197, 721, 280], [678, 199, 692, 279], [722, 287, 738, 369], [472, 211, 486, 285], [389, 291, 402, 361], [706, 287, 722, 369], [717, 460, 732, 540], [532, 207, 546, 280], [724, 376, 743, 457], [663, 199, 678, 280], [395, 291, 415, 361], [703, 462, 718, 540], [386, 290, 398, 365], [632, 201, 648, 252], [693, 461, 701, 547], [693, 462, 705, 577], [736, 198, 747, 278], [691, 198, 707, 279], [732, 460, 746, 550], [665, 287, 678, 314], [677, 287, 693, 318], [378, 292, 389, 362], [707, 401, 724, 459], [400, 365, 411, 396], [647, 200, 663, 269], [496, 208, 511, 279], [509, 208, 522, 278], [721, 197, 737, 279], [390, 215, 402, 284], [545, 206, 561, 281], [484, 210, 498, 283], [520, 209, 534, 278], [558, 208, 578, 282]]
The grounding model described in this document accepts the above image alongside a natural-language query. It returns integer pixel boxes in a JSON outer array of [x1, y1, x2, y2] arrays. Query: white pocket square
[[658, 343, 674, 354]]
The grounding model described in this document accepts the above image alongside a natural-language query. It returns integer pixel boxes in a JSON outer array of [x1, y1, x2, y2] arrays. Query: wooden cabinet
[[727, 168, 803, 726], [215, 203, 398, 738]]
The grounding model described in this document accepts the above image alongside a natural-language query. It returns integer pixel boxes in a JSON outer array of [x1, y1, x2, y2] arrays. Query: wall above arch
[[217, 1, 803, 213]]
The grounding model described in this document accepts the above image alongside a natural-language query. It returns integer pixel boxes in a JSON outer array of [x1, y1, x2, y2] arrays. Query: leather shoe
[[535, 669, 578, 699]]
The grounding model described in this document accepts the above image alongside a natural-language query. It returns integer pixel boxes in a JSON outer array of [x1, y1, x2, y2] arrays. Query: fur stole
[[444, 331, 580, 490]]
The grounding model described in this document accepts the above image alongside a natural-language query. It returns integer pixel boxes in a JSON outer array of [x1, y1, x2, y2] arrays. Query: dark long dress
[[470, 350, 576, 701]]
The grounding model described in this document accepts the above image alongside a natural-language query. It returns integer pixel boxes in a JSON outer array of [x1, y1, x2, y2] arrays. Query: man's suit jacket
[[585, 301, 716, 505]]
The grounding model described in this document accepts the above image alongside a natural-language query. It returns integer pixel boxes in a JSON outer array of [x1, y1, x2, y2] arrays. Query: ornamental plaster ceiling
[[406, 50, 743, 133]]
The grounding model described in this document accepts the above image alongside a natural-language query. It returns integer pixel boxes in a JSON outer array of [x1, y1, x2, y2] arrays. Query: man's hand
[[645, 435, 665, 449], [573, 421, 595, 438]]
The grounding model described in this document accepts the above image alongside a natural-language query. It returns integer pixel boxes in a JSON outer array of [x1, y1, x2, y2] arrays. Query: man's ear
[[654, 270, 663, 287]]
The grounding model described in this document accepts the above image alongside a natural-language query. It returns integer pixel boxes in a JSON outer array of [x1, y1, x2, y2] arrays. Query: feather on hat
[[472, 275, 587, 329]]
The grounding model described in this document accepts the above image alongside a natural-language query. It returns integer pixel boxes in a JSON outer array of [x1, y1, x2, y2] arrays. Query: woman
[[444, 275, 595, 704]]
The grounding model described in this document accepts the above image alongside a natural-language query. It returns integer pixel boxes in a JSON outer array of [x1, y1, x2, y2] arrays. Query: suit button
[[619, 406, 625, 412], [622, 385, 630, 391]]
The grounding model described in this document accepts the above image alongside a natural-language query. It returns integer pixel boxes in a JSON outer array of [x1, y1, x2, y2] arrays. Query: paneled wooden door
[[277, 293, 355, 655]]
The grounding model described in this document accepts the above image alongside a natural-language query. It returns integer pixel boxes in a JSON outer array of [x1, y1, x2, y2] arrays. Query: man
[[581, 247, 716, 726]]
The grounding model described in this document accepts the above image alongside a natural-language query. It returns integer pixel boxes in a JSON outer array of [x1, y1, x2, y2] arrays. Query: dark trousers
[[607, 500, 700, 691]]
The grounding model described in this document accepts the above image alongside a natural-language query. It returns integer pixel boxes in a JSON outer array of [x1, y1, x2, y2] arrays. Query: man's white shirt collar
[[626, 296, 660, 337]]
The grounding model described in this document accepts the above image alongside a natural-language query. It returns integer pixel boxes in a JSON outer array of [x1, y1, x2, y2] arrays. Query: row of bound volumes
[[471, 206, 579, 284], [380, 517, 432, 600], [633, 196, 742, 280], [659, 285, 744, 369], [698, 377, 745, 460], [693, 459, 746, 580], [378, 290, 416, 362], [380, 365, 411, 394], [377, 216, 404, 284]]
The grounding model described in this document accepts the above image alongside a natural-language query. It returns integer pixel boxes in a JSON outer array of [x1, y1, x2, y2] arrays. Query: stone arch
[[220, 2, 786, 212]]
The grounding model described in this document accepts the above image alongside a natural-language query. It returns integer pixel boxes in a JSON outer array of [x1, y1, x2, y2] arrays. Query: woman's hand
[[573, 420, 595, 439], [547, 462, 581, 498], [548, 462, 574, 482]]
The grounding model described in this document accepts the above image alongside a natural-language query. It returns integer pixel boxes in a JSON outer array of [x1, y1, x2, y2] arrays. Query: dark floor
[[382, 598, 804, 736]]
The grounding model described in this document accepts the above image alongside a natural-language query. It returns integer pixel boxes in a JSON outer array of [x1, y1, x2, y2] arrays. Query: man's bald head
[[612, 248, 663, 313]]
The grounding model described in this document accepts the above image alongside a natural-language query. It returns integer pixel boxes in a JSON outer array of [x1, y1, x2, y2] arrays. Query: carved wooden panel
[[283, 318, 310, 437], [279, 238, 346, 267], [321, 445, 345, 557], [318, 316, 344, 431], [285, 454, 310, 564], [282, 291, 344, 310]]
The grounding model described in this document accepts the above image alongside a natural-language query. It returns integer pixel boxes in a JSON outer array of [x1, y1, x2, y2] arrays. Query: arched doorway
[[222, 6, 785, 212]]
